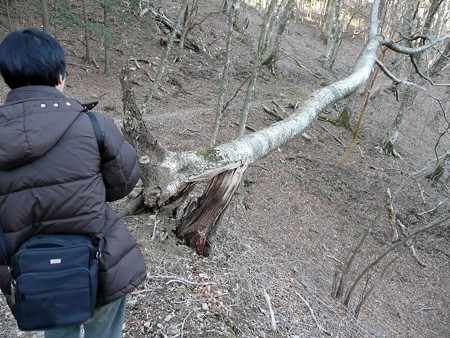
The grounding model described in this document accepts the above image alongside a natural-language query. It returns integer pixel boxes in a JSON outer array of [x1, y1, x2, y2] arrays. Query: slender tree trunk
[[178, 0, 199, 54], [6, 0, 12, 31], [41, 0, 50, 33], [103, 5, 109, 75], [53, 1, 58, 39], [262, 0, 296, 73], [319, 0, 329, 28], [142, 0, 189, 112], [321, 0, 333, 42], [266, 0, 286, 47], [82, 0, 91, 63], [211, 0, 240, 146], [320, 0, 342, 69], [380, 86, 417, 158], [237, 0, 278, 137]]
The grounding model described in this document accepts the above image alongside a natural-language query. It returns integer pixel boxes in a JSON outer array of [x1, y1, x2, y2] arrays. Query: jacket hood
[[0, 86, 83, 170]]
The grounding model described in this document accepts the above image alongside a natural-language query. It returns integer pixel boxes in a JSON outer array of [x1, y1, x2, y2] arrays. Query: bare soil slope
[[1, 1, 449, 337]]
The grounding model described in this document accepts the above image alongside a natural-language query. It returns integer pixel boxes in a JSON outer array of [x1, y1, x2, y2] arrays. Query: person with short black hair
[[0, 28, 147, 338]]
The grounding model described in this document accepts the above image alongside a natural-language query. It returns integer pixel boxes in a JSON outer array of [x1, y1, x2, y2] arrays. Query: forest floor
[[0, 0, 449, 337]]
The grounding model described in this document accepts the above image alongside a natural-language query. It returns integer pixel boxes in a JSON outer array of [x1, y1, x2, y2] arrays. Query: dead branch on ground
[[296, 291, 331, 336]]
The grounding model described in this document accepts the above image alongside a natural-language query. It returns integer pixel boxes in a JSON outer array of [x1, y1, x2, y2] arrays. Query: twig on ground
[[91, 57, 99, 69], [387, 188, 398, 241], [396, 219, 408, 236], [263, 289, 277, 332], [150, 214, 159, 240], [148, 275, 215, 287], [132, 286, 165, 294], [410, 245, 426, 267], [254, 164, 270, 171], [416, 306, 440, 312], [66, 61, 91, 70], [418, 183, 426, 204], [263, 105, 284, 121], [417, 201, 444, 216], [296, 291, 331, 336], [130, 58, 141, 69], [232, 121, 256, 132], [316, 123, 345, 147], [271, 100, 288, 118], [129, 57, 150, 64], [280, 49, 311, 72], [180, 311, 192, 338], [143, 70, 155, 82], [320, 245, 344, 265]]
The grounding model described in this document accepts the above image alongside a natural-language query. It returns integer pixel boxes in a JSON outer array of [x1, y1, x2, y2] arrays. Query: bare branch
[[409, 54, 450, 86], [380, 34, 450, 55], [375, 60, 426, 89], [344, 212, 450, 306]]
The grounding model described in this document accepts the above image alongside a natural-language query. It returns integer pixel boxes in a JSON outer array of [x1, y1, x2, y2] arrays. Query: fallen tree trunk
[[120, 0, 448, 255], [120, 3, 379, 255]]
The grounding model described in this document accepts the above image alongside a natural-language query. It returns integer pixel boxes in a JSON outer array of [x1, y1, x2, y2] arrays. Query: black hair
[[0, 29, 66, 89]]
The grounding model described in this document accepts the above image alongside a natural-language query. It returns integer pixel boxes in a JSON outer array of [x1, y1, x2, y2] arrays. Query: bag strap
[[85, 111, 106, 248], [86, 112, 105, 156]]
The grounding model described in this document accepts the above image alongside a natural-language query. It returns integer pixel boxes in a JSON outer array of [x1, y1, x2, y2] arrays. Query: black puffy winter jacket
[[0, 85, 146, 314]]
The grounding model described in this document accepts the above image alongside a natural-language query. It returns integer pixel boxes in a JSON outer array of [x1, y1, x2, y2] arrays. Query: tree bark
[[176, 163, 248, 256]]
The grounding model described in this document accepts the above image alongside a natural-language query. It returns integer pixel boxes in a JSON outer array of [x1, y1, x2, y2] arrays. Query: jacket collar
[[5, 86, 66, 103]]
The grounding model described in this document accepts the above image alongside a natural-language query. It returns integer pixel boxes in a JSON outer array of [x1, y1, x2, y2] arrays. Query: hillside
[[0, 1, 449, 337]]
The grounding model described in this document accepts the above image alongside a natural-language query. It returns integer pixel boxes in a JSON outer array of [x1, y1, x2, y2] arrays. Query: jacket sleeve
[[99, 114, 141, 202]]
